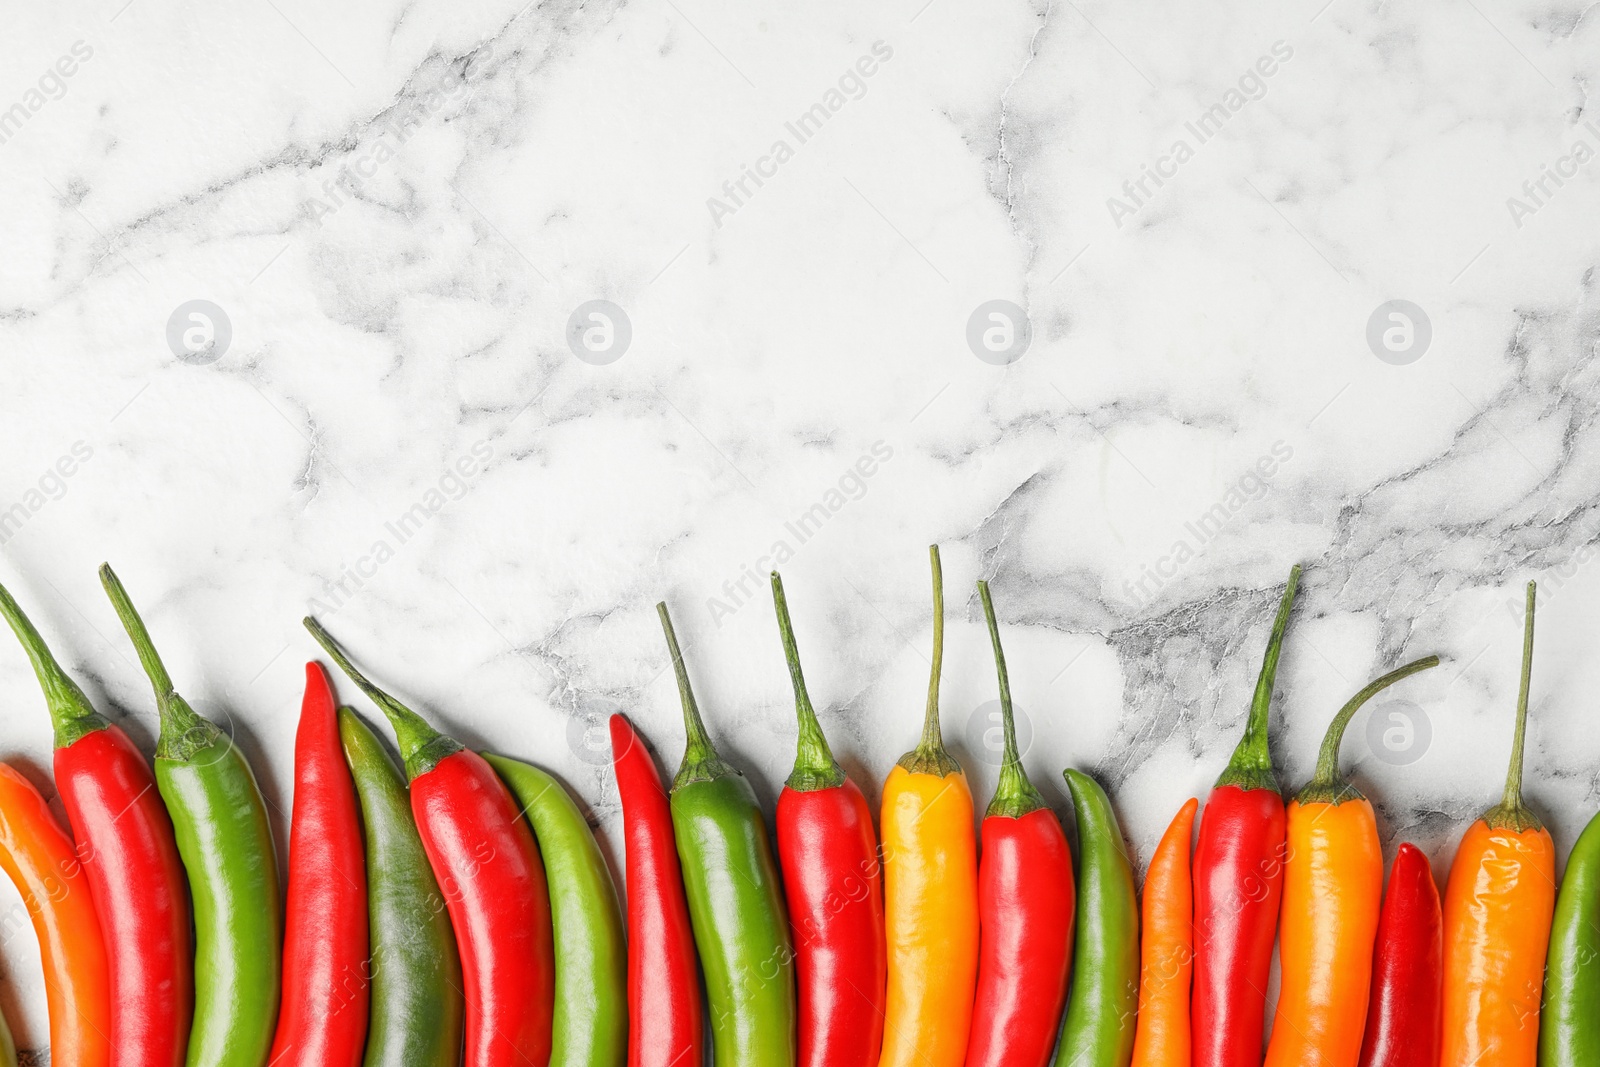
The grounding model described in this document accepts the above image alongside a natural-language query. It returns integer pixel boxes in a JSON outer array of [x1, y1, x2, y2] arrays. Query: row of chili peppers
[[0, 549, 1585, 1067]]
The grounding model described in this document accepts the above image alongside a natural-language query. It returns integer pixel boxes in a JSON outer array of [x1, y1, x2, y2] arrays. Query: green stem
[[1486, 581, 1543, 833], [1296, 655, 1439, 805], [658, 602, 736, 788], [898, 545, 960, 777], [1216, 564, 1301, 793], [302, 617, 461, 781], [98, 564, 221, 761], [977, 580, 1044, 819], [770, 573, 844, 792], [0, 578, 106, 749]]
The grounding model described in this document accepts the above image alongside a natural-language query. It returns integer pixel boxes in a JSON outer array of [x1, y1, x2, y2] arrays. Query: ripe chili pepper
[[964, 580, 1073, 1067], [1439, 582, 1555, 1067], [339, 709, 464, 1067], [99, 564, 282, 1067], [1264, 656, 1439, 1067], [1130, 797, 1198, 1067], [481, 753, 627, 1067], [0, 760, 111, 1067], [306, 617, 556, 1067], [1356, 842, 1442, 1067], [1055, 768, 1140, 1067], [268, 662, 369, 1067], [1191, 564, 1299, 1067], [878, 546, 979, 1067], [0, 579, 192, 1067], [658, 601, 796, 1067], [769, 573, 886, 1067], [1542, 802, 1600, 1066], [608, 712, 703, 1067]]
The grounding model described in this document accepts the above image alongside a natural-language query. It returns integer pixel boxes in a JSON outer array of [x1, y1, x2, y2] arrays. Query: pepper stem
[[0, 578, 107, 749], [1485, 581, 1542, 833], [98, 564, 221, 761], [1216, 565, 1301, 793], [1296, 655, 1439, 805], [302, 617, 461, 781], [658, 602, 736, 789], [771, 574, 845, 792], [977, 580, 1045, 819], [897, 545, 961, 777]]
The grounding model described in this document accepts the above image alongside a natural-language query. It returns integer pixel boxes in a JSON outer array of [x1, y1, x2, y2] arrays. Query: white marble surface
[[2, 0, 1600, 1054]]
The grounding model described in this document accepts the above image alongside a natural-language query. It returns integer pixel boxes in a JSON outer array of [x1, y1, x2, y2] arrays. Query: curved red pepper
[[609, 713, 702, 1067], [1356, 842, 1442, 1067], [269, 663, 368, 1067]]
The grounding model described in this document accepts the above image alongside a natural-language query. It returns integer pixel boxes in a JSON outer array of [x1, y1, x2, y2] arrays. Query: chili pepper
[[964, 580, 1073, 1067], [1542, 805, 1600, 1066], [1439, 582, 1554, 1067], [268, 662, 369, 1067], [306, 617, 556, 1067], [1264, 656, 1439, 1067], [0, 760, 110, 1067], [99, 564, 282, 1067], [608, 712, 703, 1067], [1356, 842, 1442, 1067], [339, 708, 464, 1067], [480, 752, 627, 1067], [0, 1008, 13, 1067], [769, 573, 885, 1067], [1191, 564, 1299, 1067], [657, 601, 796, 1067], [1055, 768, 1140, 1067], [0, 578, 192, 1067], [878, 547, 979, 1067], [1130, 797, 1198, 1067]]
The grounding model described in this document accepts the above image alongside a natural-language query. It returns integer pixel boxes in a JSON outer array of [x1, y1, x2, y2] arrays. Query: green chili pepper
[[98, 565, 281, 1067], [1539, 807, 1600, 1066], [338, 708, 464, 1067], [0, 1005, 15, 1067], [657, 602, 796, 1067], [1054, 768, 1140, 1067], [481, 752, 627, 1067]]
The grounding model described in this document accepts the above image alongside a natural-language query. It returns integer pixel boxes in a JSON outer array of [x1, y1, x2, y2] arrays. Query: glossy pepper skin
[[1129, 798, 1198, 1067], [1355, 843, 1442, 1067], [0, 579, 192, 1067], [659, 602, 796, 1067], [339, 709, 464, 1067], [608, 713, 703, 1067], [965, 581, 1074, 1067], [1440, 583, 1555, 1067], [268, 664, 369, 1067], [100, 565, 283, 1067], [1055, 768, 1140, 1067], [1541, 806, 1600, 1067], [770, 573, 886, 1067], [482, 753, 628, 1067], [0, 760, 111, 1067], [878, 547, 979, 1067], [307, 617, 557, 1067], [1191, 565, 1299, 1067], [1264, 657, 1438, 1067]]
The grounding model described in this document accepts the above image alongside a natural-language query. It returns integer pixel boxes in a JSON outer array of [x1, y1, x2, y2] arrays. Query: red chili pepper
[[609, 713, 703, 1067], [305, 618, 556, 1067], [1356, 843, 1442, 1067], [1191, 567, 1298, 1067], [0, 579, 192, 1067], [769, 574, 886, 1067], [269, 663, 369, 1067]]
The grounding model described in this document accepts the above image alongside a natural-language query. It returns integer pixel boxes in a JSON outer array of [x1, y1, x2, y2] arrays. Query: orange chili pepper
[[877, 547, 978, 1067], [1129, 797, 1197, 1067], [1440, 582, 1555, 1067], [0, 761, 111, 1067], [1264, 657, 1438, 1067]]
